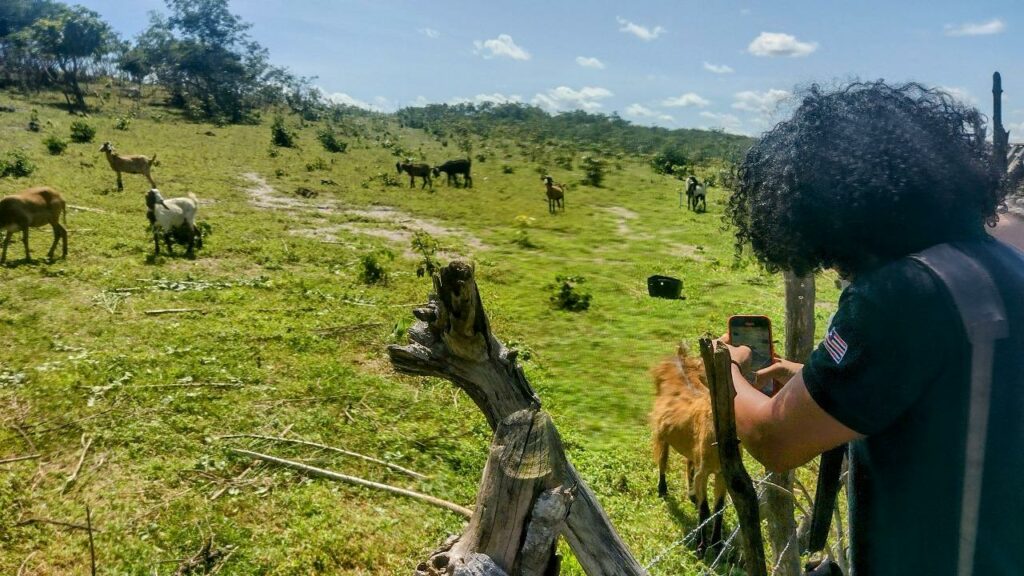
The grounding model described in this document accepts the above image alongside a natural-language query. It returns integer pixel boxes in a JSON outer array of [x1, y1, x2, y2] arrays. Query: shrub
[[27, 110, 40, 132], [411, 231, 441, 278], [501, 164, 515, 174], [581, 156, 605, 187], [43, 136, 68, 155], [270, 115, 296, 148], [359, 250, 393, 285], [554, 155, 574, 170], [548, 275, 591, 312], [305, 157, 329, 171], [69, 120, 96, 143], [114, 116, 131, 131], [0, 150, 36, 178], [512, 215, 537, 248], [317, 128, 348, 153]]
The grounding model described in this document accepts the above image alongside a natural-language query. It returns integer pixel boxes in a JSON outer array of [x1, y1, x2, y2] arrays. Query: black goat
[[432, 159, 472, 188], [396, 160, 432, 190], [685, 176, 706, 212]]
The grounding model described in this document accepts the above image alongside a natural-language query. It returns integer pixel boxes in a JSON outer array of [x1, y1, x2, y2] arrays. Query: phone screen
[[729, 316, 774, 394]]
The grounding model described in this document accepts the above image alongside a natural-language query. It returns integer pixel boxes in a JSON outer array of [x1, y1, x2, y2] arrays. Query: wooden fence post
[[763, 272, 817, 575], [699, 338, 768, 576]]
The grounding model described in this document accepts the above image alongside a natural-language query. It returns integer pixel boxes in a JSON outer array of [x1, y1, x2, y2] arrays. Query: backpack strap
[[910, 243, 1008, 576]]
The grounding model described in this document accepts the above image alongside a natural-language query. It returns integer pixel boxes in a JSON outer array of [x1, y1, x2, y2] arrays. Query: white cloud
[[703, 61, 734, 74], [473, 34, 531, 60], [419, 28, 440, 39], [662, 92, 711, 108], [732, 89, 790, 113], [939, 86, 977, 105], [576, 56, 606, 69], [532, 86, 613, 112], [626, 104, 673, 123], [325, 92, 384, 112], [747, 32, 818, 57], [944, 18, 1005, 37], [450, 93, 522, 106], [700, 111, 744, 133], [617, 17, 665, 41]]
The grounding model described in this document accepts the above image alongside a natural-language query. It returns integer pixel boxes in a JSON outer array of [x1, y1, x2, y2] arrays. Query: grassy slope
[[0, 91, 841, 575]]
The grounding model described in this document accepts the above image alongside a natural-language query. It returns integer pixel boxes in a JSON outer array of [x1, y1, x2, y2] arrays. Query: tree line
[[0, 0, 320, 122]]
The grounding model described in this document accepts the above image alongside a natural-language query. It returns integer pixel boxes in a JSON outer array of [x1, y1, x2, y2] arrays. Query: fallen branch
[[62, 434, 94, 494], [69, 204, 108, 214], [86, 505, 97, 576], [228, 448, 471, 518], [144, 308, 205, 316], [132, 382, 244, 389], [217, 434, 428, 480], [0, 453, 41, 465], [16, 517, 101, 532]]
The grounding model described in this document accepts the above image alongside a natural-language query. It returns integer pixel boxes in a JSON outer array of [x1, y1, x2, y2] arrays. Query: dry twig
[[144, 308, 205, 316], [0, 453, 40, 465], [62, 434, 94, 494], [228, 448, 471, 518]]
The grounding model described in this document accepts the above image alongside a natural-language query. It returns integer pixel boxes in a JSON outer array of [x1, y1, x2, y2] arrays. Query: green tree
[[27, 5, 116, 111]]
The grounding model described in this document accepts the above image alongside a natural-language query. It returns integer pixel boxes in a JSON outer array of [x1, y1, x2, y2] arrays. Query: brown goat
[[0, 186, 67, 264], [100, 141, 156, 191], [542, 175, 565, 213], [396, 160, 432, 190], [650, 344, 726, 555]]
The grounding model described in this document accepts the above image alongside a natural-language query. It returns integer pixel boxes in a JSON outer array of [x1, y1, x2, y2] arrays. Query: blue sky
[[79, 0, 1023, 137]]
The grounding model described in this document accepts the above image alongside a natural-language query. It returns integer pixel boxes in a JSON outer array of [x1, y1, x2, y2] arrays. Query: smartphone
[[728, 315, 777, 395]]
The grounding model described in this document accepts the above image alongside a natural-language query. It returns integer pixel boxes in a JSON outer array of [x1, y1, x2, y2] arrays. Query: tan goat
[[0, 186, 67, 264], [650, 343, 726, 555], [541, 175, 565, 214], [99, 141, 156, 191]]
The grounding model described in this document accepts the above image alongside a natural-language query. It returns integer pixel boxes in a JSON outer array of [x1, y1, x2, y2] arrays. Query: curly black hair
[[727, 81, 1003, 276]]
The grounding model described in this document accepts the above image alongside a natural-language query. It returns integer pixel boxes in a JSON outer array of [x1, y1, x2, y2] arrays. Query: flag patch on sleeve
[[823, 327, 848, 364]]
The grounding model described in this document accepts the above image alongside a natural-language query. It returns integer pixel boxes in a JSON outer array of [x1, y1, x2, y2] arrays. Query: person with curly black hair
[[720, 82, 1024, 575]]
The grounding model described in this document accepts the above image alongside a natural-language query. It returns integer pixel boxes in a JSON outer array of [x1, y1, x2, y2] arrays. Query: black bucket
[[648, 275, 684, 299]]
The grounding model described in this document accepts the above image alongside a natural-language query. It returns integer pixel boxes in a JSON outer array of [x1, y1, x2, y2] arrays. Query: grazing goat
[[0, 186, 67, 264], [650, 344, 725, 555], [432, 159, 473, 188], [145, 188, 201, 258], [542, 176, 565, 214], [685, 176, 706, 212], [100, 141, 156, 191], [396, 160, 432, 190]]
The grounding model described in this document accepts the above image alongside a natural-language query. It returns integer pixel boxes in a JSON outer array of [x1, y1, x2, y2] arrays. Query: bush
[[0, 150, 36, 178], [43, 136, 68, 155], [305, 157, 329, 171], [581, 156, 606, 187], [317, 128, 348, 153], [69, 120, 96, 143], [270, 116, 297, 148], [27, 110, 40, 132], [359, 250, 393, 285], [411, 231, 441, 278], [548, 275, 591, 311], [512, 215, 537, 248], [501, 164, 515, 174], [114, 116, 132, 131]]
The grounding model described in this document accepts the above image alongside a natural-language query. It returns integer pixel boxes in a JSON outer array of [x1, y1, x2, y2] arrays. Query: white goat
[[145, 188, 201, 258], [100, 141, 156, 191]]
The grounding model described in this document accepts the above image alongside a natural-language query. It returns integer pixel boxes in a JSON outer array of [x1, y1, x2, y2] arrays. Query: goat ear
[[676, 341, 690, 358]]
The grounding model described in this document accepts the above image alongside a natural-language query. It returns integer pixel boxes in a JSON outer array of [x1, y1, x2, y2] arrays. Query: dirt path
[[241, 172, 486, 257]]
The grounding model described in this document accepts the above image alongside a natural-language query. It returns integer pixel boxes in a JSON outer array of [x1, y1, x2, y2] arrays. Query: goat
[[650, 343, 726, 556], [432, 159, 472, 188], [0, 186, 67, 264], [542, 175, 565, 214], [100, 141, 156, 191], [685, 176, 706, 212], [396, 160, 432, 190], [145, 188, 201, 258]]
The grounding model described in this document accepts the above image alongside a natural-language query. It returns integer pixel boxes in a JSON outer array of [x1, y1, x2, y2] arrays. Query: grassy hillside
[[0, 91, 841, 575]]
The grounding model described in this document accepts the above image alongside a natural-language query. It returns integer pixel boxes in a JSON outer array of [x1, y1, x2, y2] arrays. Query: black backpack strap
[[910, 243, 1008, 576]]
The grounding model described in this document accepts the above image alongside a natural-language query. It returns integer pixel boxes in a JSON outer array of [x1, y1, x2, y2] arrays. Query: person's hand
[[717, 333, 752, 373], [755, 359, 804, 391]]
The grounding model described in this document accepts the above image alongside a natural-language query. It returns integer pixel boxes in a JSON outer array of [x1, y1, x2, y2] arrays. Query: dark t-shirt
[[803, 238, 1024, 576]]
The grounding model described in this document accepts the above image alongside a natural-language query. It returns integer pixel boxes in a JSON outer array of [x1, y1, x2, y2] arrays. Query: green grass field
[[0, 91, 841, 575]]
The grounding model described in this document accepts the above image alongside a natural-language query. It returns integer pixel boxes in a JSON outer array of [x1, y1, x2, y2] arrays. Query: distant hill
[[395, 102, 755, 165]]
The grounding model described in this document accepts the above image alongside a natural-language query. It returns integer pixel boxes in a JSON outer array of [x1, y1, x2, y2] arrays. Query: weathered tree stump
[[389, 261, 646, 575]]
